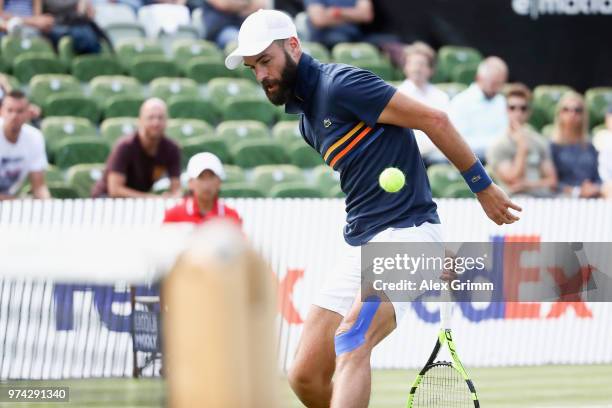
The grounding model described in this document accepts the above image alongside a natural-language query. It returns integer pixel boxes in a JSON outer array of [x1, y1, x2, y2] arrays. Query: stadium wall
[[1, 198, 611, 378]]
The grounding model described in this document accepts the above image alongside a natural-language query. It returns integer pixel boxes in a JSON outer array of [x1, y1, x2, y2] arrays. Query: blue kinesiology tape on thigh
[[334, 296, 381, 355]]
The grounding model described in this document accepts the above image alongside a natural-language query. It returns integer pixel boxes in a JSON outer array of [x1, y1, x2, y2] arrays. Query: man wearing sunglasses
[[486, 83, 558, 197]]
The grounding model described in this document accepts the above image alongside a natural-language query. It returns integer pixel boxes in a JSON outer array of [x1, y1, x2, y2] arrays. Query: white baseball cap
[[187, 152, 226, 180], [225, 9, 297, 70]]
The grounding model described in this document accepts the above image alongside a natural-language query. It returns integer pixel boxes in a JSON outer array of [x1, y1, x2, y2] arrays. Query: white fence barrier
[[1, 198, 611, 378]]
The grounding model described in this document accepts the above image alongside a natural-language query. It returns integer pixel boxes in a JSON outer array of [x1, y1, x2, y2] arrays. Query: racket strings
[[413, 364, 473, 407]]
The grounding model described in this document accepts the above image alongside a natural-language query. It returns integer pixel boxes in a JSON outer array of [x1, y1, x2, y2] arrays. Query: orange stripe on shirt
[[323, 121, 365, 162], [329, 126, 372, 168]]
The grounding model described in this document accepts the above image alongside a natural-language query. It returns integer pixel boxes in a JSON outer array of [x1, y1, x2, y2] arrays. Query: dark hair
[[505, 82, 532, 102], [5, 89, 27, 100]]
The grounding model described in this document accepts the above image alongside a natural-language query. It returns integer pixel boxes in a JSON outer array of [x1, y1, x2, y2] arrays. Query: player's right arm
[[378, 91, 522, 225]]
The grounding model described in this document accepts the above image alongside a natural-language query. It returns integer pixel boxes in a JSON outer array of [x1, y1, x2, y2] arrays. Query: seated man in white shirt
[[398, 42, 449, 165], [0, 90, 50, 200], [449, 56, 509, 163]]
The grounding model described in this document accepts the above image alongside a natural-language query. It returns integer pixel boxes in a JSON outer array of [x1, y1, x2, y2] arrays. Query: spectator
[[449, 56, 509, 162], [42, 0, 104, 55], [599, 141, 612, 199], [550, 91, 601, 198], [592, 105, 612, 152], [92, 98, 182, 198], [486, 83, 557, 197], [397, 41, 449, 164], [0, 90, 50, 200], [0, 73, 41, 121], [0, 0, 55, 35], [305, 0, 374, 49], [202, 0, 267, 49], [163, 152, 241, 225]]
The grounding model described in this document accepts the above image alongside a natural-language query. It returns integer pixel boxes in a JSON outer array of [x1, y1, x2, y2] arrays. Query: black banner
[[370, 0, 612, 92]]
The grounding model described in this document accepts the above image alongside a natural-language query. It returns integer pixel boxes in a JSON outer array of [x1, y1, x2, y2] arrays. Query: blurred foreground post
[[163, 220, 278, 408]]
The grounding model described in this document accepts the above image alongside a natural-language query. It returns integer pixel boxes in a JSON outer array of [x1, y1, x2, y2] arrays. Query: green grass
[[2, 365, 611, 407]]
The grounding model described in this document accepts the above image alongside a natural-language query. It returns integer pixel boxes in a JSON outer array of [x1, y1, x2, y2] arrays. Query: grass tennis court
[[2, 364, 611, 407]]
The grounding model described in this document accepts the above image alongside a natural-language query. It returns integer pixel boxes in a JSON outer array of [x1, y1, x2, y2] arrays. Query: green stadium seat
[[272, 121, 302, 144], [436, 82, 468, 100], [150, 77, 199, 101], [1, 35, 54, 66], [541, 123, 554, 138], [233, 64, 257, 82], [0, 57, 8, 73], [216, 120, 269, 145], [41, 116, 97, 159], [437, 46, 483, 83], [442, 182, 473, 198], [231, 140, 290, 167], [288, 142, 324, 168], [128, 56, 180, 83], [100, 117, 138, 143], [57, 36, 74, 65], [103, 95, 145, 119], [332, 42, 380, 64], [172, 39, 222, 62], [328, 184, 345, 198], [312, 164, 341, 195], [105, 22, 146, 45], [47, 181, 80, 199], [450, 63, 478, 85], [166, 118, 214, 141], [222, 165, 246, 183], [29, 74, 82, 107], [185, 57, 233, 83], [207, 77, 259, 106], [71, 55, 124, 82], [43, 94, 100, 123], [53, 136, 110, 169], [252, 164, 305, 192], [222, 96, 278, 125], [66, 163, 105, 198], [167, 96, 220, 124], [585, 87, 612, 128], [427, 164, 462, 198], [13, 53, 66, 83], [220, 182, 265, 198], [269, 182, 323, 198], [533, 85, 574, 124], [1, 74, 20, 90], [179, 136, 232, 168], [276, 105, 300, 122], [116, 39, 164, 68], [353, 59, 394, 81], [301, 41, 330, 62], [90, 75, 144, 106], [45, 165, 66, 183]]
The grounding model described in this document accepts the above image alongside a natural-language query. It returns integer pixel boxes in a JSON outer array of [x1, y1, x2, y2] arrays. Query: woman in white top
[[397, 42, 449, 164]]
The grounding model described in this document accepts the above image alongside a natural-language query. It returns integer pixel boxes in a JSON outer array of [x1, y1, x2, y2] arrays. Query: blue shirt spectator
[[449, 57, 509, 162], [550, 91, 601, 198], [304, 0, 373, 49], [202, 0, 266, 49]]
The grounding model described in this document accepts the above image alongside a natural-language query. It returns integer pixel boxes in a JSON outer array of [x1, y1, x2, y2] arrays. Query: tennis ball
[[379, 167, 405, 193]]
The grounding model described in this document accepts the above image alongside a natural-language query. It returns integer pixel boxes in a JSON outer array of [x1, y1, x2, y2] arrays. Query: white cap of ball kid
[[225, 9, 297, 70]]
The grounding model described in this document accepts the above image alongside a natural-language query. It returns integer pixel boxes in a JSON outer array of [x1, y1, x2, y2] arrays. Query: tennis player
[[225, 10, 521, 408]]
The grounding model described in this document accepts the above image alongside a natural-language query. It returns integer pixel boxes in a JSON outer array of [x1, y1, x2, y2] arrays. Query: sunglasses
[[508, 104, 529, 112], [561, 106, 584, 114]]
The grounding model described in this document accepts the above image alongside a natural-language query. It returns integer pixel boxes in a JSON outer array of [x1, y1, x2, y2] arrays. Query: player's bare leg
[[331, 292, 397, 408], [288, 305, 342, 408]]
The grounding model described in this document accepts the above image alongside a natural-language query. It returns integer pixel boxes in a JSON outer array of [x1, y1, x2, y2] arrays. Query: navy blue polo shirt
[[286, 53, 440, 246]]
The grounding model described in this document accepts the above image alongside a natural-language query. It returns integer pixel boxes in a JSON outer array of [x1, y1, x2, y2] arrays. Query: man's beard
[[261, 51, 298, 106]]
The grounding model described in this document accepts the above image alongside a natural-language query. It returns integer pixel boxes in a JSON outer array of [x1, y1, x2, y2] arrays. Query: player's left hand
[[476, 183, 522, 225]]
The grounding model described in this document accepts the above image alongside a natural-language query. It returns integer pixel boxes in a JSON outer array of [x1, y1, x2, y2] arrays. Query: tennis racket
[[406, 293, 479, 407]]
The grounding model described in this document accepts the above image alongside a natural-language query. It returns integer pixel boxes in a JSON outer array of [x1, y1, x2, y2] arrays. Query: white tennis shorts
[[314, 222, 445, 324]]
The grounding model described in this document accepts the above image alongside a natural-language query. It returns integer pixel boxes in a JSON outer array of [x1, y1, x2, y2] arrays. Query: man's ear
[[285, 36, 301, 59]]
